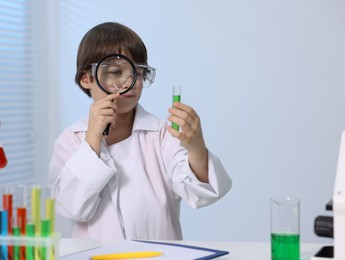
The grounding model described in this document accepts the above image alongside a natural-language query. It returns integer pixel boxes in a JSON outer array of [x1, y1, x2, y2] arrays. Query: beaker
[[270, 197, 300, 260]]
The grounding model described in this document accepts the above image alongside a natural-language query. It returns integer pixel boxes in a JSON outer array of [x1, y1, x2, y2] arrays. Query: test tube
[[42, 186, 55, 260], [0, 208, 8, 260], [41, 219, 50, 260], [25, 217, 35, 260], [12, 216, 21, 260], [16, 185, 27, 260], [42, 186, 55, 235], [16, 185, 27, 235], [2, 184, 13, 234], [31, 185, 41, 236], [172, 86, 181, 131]]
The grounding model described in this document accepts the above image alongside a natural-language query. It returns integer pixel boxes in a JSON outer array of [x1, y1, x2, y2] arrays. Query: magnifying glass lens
[[97, 56, 134, 94]]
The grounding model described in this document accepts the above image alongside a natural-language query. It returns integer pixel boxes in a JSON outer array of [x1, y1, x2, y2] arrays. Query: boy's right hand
[[86, 93, 119, 155]]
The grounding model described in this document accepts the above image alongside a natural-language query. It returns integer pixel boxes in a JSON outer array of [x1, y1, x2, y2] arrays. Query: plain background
[[39, 0, 345, 243]]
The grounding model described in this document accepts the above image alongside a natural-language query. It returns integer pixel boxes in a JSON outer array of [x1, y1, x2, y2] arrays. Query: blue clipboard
[[135, 240, 229, 260]]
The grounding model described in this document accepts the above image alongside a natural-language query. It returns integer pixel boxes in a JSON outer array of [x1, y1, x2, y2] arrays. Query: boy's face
[[92, 76, 143, 115], [81, 52, 144, 114]]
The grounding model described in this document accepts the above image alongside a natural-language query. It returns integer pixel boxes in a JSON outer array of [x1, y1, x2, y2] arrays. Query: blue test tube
[[0, 208, 8, 260]]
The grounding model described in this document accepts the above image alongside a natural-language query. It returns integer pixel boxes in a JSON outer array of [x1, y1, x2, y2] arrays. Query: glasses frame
[[133, 63, 156, 88], [90, 54, 156, 94]]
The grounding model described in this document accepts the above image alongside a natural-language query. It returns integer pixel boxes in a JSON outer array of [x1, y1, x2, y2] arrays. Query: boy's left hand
[[168, 102, 209, 182], [167, 102, 206, 154]]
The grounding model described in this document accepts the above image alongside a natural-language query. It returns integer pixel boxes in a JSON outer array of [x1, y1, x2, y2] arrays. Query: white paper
[[59, 239, 227, 260]]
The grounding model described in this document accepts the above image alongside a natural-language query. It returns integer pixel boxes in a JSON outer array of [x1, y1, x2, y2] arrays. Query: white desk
[[59, 238, 327, 259]]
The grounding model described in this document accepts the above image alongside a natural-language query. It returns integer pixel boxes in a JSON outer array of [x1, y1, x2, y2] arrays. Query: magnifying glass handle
[[103, 94, 117, 136], [103, 123, 111, 136]]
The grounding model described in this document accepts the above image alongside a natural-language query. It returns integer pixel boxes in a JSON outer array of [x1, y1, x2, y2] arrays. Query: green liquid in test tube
[[12, 225, 20, 260], [25, 222, 35, 260], [172, 86, 181, 131], [41, 219, 51, 260]]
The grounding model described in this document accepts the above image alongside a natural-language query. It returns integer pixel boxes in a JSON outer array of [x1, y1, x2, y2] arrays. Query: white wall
[[49, 0, 345, 243]]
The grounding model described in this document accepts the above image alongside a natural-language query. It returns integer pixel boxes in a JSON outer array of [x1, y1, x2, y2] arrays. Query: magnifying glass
[[91, 54, 138, 135]]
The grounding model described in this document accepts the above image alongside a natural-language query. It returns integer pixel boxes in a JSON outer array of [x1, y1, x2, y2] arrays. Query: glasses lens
[[96, 56, 135, 94], [136, 64, 156, 88]]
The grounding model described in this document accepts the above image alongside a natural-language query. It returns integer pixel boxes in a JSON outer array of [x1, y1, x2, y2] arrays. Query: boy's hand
[[167, 102, 209, 182], [167, 102, 206, 153], [86, 93, 119, 154]]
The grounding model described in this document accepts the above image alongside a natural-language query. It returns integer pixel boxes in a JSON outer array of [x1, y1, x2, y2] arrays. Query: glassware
[[172, 86, 181, 131], [0, 119, 8, 169], [270, 197, 300, 260]]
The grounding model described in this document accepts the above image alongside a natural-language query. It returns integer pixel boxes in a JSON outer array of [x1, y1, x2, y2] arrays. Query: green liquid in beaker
[[271, 233, 300, 260], [172, 95, 181, 130]]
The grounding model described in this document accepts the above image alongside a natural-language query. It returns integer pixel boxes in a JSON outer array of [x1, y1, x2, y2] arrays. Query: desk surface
[[59, 238, 326, 260]]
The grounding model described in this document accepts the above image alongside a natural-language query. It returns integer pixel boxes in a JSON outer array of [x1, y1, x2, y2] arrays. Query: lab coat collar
[[69, 103, 159, 133], [132, 103, 159, 132]]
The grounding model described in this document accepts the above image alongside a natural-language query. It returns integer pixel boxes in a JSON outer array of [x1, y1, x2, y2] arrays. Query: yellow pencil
[[91, 251, 163, 260]]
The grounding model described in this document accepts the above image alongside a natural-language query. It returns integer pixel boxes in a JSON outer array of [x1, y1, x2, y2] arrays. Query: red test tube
[[3, 185, 14, 259], [16, 185, 27, 260], [2, 185, 13, 234]]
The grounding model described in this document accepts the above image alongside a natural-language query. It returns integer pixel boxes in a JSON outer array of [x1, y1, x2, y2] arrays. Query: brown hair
[[75, 22, 148, 97]]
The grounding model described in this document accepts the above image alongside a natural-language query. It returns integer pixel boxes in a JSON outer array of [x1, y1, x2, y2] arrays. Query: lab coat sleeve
[[161, 129, 232, 209], [172, 150, 232, 209], [49, 129, 115, 221]]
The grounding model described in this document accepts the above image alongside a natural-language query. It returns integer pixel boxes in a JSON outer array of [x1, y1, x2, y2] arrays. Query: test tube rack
[[0, 184, 60, 260]]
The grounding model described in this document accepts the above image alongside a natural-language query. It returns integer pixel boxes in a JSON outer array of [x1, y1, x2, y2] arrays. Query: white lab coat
[[49, 104, 231, 240]]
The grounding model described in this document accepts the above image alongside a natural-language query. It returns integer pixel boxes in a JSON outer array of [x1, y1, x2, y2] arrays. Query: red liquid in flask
[[0, 146, 8, 168]]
